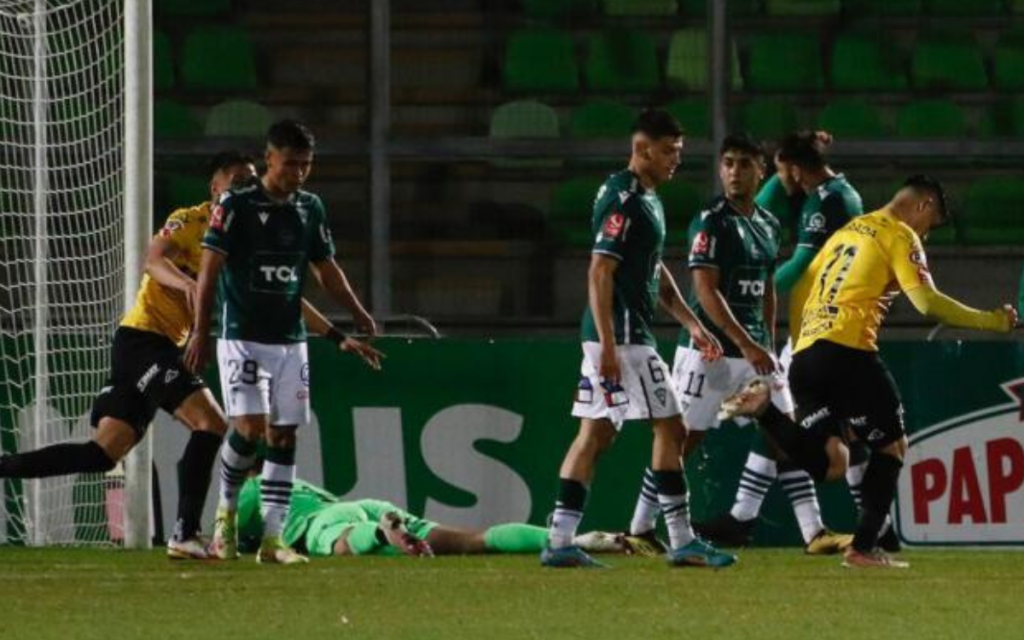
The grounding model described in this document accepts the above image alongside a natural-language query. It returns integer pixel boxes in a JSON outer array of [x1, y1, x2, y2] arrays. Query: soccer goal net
[[0, 0, 146, 546]]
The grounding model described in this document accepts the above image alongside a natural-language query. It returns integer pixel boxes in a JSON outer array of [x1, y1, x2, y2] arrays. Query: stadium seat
[[568, 101, 636, 138], [993, 28, 1024, 91], [154, 30, 174, 92], [489, 100, 561, 168], [680, 0, 761, 16], [659, 181, 705, 235], [180, 25, 258, 92], [843, 0, 921, 13], [911, 31, 987, 92], [521, 0, 597, 21], [154, 100, 202, 138], [765, 0, 840, 16], [746, 33, 823, 91], [830, 32, 908, 92], [584, 31, 660, 93], [156, 0, 231, 17], [205, 100, 273, 137], [665, 29, 742, 91], [896, 100, 967, 138], [980, 99, 1024, 137], [549, 177, 604, 247], [963, 178, 1024, 245], [602, 0, 678, 16], [665, 97, 710, 138], [925, 0, 1004, 15], [736, 98, 799, 140], [503, 29, 579, 93], [816, 99, 888, 138]]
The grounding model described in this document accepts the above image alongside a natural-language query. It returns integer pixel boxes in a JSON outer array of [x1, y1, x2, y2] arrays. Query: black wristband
[[325, 326, 346, 345]]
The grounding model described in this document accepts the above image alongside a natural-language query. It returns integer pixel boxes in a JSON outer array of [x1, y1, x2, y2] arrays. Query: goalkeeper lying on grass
[[234, 475, 630, 557]]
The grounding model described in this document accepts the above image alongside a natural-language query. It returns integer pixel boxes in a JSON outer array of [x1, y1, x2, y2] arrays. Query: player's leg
[[0, 417, 128, 478], [845, 441, 899, 551]]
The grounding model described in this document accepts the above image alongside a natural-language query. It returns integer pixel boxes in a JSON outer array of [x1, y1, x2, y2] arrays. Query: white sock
[[780, 468, 824, 543], [846, 461, 868, 511], [630, 467, 660, 535], [549, 508, 583, 549], [260, 460, 295, 538], [217, 434, 257, 511], [730, 453, 777, 522]]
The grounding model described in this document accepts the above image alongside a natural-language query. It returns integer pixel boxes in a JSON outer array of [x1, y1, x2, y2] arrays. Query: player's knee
[[266, 424, 297, 449], [189, 413, 227, 437], [823, 438, 849, 482]]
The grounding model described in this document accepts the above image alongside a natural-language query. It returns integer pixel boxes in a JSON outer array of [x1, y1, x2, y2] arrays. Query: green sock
[[344, 522, 384, 555], [483, 523, 549, 553]]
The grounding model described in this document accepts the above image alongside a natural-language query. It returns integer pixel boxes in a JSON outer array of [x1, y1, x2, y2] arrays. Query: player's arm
[[895, 238, 1016, 332], [588, 252, 621, 385], [657, 262, 722, 361], [774, 246, 817, 293], [692, 268, 775, 374], [183, 248, 226, 374], [301, 298, 383, 371], [764, 272, 777, 347], [308, 259, 377, 338]]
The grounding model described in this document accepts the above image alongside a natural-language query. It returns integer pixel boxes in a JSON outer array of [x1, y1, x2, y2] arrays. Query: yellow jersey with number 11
[[794, 207, 932, 354]]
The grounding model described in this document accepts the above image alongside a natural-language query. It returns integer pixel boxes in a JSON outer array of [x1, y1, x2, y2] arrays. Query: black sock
[[174, 431, 223, 541], [556, 478, 588, 512], [852, 453, 903, 552], [759, 405, 830, 482], [0, 441, 115, 478]]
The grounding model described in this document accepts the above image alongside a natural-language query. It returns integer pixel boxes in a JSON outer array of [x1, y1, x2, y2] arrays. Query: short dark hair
[[632, 109, 684, 139], [267, 119, 316, 151], [206, 150, 255, 179], [720, 133, 764, 161], [776, 130, 827, 171], [902, 174, 950, 223]]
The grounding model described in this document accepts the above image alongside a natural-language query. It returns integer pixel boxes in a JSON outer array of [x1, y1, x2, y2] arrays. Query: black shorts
[[89, 326, 207, 437], [788, 340, 905, 451]]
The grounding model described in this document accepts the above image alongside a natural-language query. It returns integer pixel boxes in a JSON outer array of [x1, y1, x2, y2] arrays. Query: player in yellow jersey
[[0, 151, 381, 559], [721, 176, 1017, 569]]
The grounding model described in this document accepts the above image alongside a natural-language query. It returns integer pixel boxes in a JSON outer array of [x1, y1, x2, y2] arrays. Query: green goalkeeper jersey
[[237, 477, 361, 547]]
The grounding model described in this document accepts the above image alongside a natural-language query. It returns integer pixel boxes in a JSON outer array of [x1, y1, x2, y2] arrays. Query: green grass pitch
[[0, 548, 1022, 640]]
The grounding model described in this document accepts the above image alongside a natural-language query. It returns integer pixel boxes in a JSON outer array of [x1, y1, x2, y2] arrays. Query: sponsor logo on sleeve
[[210, 204, 225, 230], [691, 231, 711, 257], [160, 220, 184, 238], [807, 212, 826, 232], [910, 249, 933, 285], [603, 212, 625, 239]]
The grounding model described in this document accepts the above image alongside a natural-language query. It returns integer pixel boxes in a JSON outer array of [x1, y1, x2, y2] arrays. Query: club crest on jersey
[[807, 212, 827, 232], [603, 212, 625, 239]]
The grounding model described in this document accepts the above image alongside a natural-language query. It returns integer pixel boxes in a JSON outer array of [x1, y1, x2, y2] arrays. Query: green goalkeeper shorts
[[303, 499, 439, 557]]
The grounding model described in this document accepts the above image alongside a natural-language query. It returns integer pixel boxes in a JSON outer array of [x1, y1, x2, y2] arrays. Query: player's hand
[[598, 343, 621, 387], [740, 340, 777, 375], [341, 337, 385, 371], [354, 310, 378, 338], [997, 304, 1019, 332], [183, 333, 211, 375], [814, 130, 834, 147], [690, 324, 723, 362]]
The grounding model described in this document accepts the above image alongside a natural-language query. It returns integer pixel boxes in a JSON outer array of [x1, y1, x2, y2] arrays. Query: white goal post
[[0, 0, 152, 547]]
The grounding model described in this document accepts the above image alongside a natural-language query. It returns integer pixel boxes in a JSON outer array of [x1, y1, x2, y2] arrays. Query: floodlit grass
[[0, 548, 1021, 640]]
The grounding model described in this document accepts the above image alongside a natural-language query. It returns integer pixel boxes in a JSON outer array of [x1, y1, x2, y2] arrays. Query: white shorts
[[571, 342, 682, 429], [672, 344, 794, 432], [216, 339, 310, 426]]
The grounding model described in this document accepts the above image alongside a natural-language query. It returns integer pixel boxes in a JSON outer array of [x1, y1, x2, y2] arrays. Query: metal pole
[[30, 0, 48, 547], [123, 0, 153, 550], [709, 0, 728, 185], [369, 0, 392, 316]]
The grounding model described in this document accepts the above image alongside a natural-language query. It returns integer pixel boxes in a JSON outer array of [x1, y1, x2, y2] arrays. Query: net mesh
[[0, 0, 124, 545]]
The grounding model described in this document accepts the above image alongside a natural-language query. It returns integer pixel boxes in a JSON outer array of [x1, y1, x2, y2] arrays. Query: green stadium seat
[[154, 100, 202, 138], [680, 0, 761, 16], [568, 101, 636, 138], [157, 0, 231, 17], [993, 29, 1024, 91], [765, 0, 839, 16], [602, 0, 678, 16], [665, 97, 710, 138], [489, 100, 561, 168], [980, 99, 1024, 137], [736, 98, 799, 140], [843, 0, 921, 14], [830, 32, 907, 92], [659, 181, 705, 235], [585, 31, 660, 93], [746, 33, 823, 91], [911, 31, 987, 92], [154, 30, 174, 92], [896, 100, 967, 138], [549, 177, 603, 247], [963, 178, 1024, 245], [925, 0, 1004, 15], [205, 100, 273, 137], [521, 0, 596, 21], [503, 30, 579, 93], [180, 26, 258, 92], [665, 29, 742, 92], [816, 99, 888, 138]]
